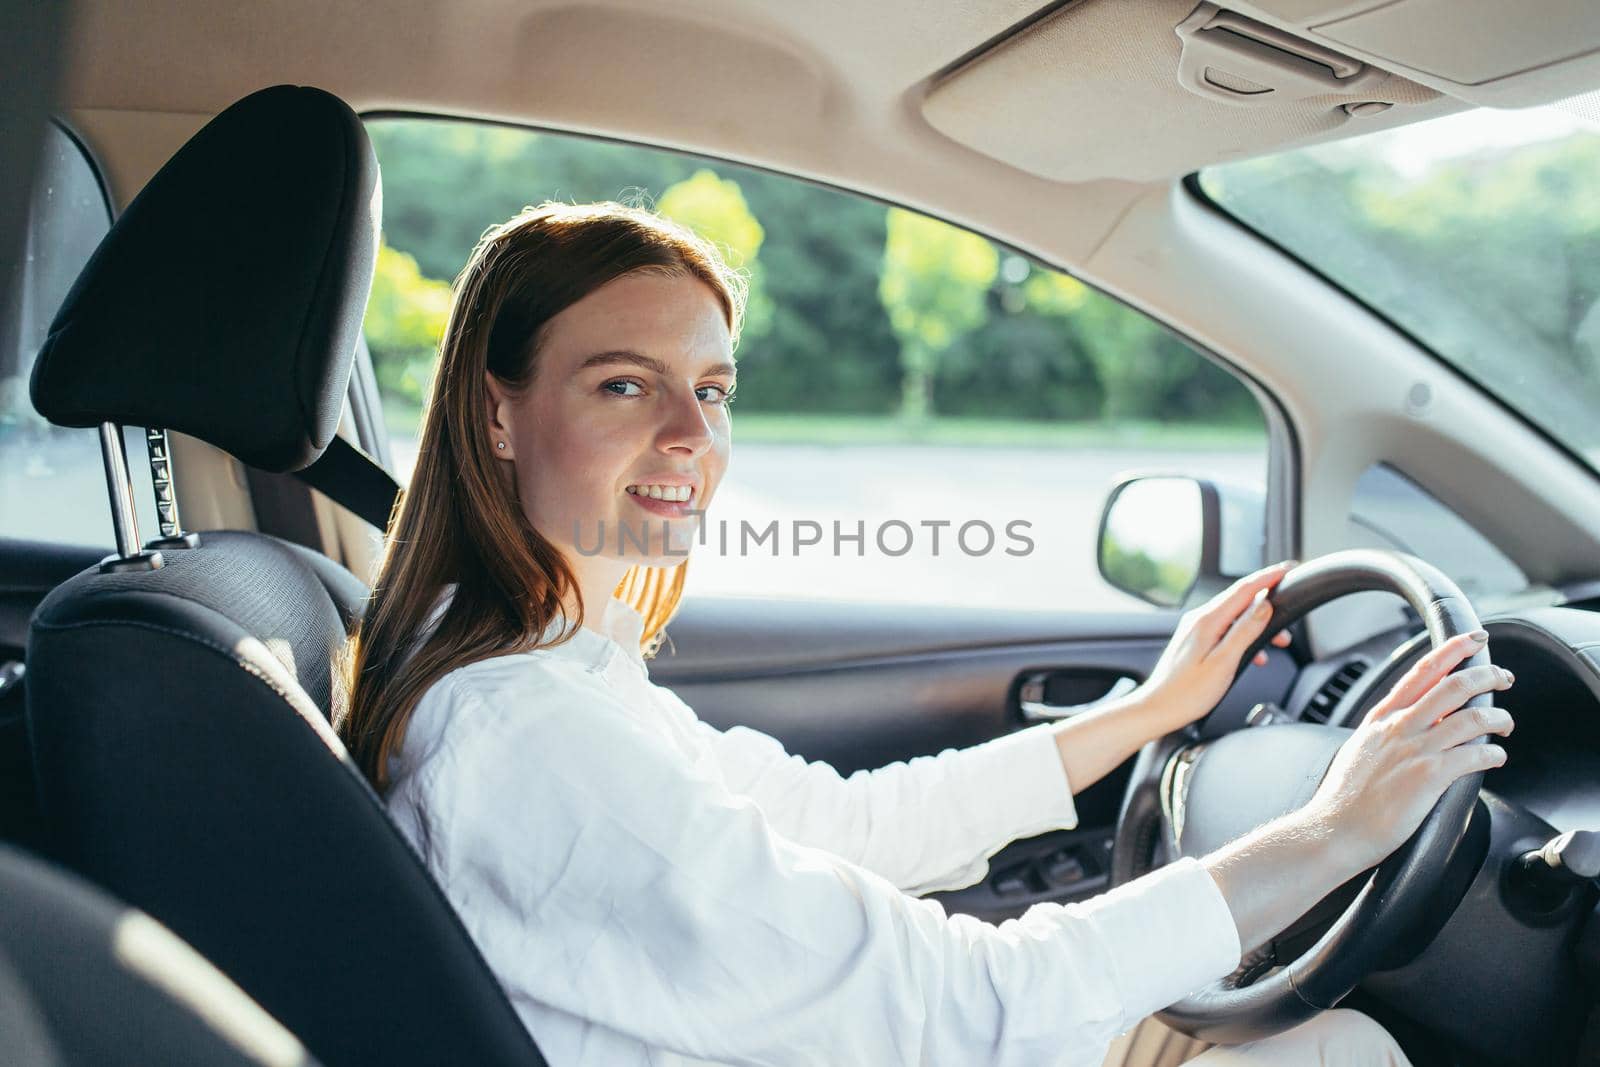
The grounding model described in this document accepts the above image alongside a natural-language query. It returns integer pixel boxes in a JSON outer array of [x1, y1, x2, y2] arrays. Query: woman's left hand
[[1136, 561, 1296, 734]]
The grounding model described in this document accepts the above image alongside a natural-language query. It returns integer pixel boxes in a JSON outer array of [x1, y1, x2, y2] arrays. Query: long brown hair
[[338, 201, 746, 792]]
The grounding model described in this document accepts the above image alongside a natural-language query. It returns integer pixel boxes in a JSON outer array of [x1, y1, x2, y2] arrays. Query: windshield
[[1199, 94, 1600, 470]]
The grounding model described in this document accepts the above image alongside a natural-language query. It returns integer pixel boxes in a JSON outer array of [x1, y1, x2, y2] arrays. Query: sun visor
[[921, 0, 1444, 183], [1308, 0, 1600, 91]]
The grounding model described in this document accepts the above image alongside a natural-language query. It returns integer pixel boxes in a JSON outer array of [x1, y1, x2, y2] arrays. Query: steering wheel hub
[[1169, 724, 1350, 861]]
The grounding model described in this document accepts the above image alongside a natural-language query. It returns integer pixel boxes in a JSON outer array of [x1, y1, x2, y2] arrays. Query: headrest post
[[143, 427, 200, 550], [97, 422, 163, 573]]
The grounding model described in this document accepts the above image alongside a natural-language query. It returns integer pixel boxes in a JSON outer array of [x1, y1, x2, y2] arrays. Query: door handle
[[1018, 673, 1138, 723]]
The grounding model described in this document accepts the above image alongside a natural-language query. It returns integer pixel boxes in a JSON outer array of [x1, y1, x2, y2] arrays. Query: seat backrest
[[24, 86, 546, 1067], [0, 842, 321, 1067]]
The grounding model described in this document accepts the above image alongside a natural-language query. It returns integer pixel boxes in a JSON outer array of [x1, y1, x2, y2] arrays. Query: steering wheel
[[1110, 549, 1494, 1043]]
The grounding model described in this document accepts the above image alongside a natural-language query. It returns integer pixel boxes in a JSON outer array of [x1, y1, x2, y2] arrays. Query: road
[[3, 430, 1265, 613], [679, 442, 1264, 612]]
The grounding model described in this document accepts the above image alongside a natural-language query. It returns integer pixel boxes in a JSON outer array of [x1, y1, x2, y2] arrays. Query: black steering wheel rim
[[1110, 549, 1493, 1044]]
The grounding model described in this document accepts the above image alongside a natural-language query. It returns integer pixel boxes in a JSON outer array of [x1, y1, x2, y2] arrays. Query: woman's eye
[[697, 384, 737, 405], [602, 379, 644, 397]]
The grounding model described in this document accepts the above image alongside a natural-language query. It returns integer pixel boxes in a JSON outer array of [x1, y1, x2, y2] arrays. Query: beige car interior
[[51, 0, 1600, 653]]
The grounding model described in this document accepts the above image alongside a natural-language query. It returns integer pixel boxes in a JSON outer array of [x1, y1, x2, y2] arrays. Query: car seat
[[25, 85, 547, 1067], [0, 841, 324, 1066]]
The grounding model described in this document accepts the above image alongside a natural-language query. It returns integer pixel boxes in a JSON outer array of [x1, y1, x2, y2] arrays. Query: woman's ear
[[483, 370, 516, 461]]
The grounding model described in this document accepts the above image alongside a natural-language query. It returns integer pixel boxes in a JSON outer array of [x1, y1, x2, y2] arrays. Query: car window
[[1197, 93, 1600, 473], [1348, 464, 1525, 600], [1306, 463, 1529, 653], [364, 118, 1268, 611], [0, 121, 154, 548]]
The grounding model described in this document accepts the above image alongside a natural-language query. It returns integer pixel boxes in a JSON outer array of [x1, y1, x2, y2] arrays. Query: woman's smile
[[625, 482, 699, 516]]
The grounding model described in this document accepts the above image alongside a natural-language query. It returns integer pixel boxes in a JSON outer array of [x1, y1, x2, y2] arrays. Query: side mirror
[[1096, 475, 1265, 608]]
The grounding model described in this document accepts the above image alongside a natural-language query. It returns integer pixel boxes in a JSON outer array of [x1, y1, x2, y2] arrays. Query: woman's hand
[[1203, 630, 1513, 952], [1303, 630, 1514, 868], [1136, 561, 1297, 735]]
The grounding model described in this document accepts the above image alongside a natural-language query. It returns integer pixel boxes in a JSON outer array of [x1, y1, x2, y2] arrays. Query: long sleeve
[[658, 688, 1080, 895], [394, 660, 1243, 1067]]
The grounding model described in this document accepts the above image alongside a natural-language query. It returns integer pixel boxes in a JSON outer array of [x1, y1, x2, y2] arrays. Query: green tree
[[1101, 539, 1194, 606], [656, 169, 772, 342], [363, 242, 452, 410], [363, 117, 1259, 429], [879, 209, 998, 420], [933, 303, 1104, 420], [1205, 133, 1600, 440], [369, 121, 702, 281], [729, 169, 900, 414], [369, 120, 905, 416], [1020, 265, 1254, 422], [657, 169, 764, 265]]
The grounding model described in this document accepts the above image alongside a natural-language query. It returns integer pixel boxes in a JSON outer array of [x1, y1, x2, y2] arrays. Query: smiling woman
[[340, 201, 745, 789], [326, 196, 1510, 1067]]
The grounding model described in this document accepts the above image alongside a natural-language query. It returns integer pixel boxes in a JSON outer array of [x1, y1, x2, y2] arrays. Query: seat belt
[[294, 436, 402, 532]]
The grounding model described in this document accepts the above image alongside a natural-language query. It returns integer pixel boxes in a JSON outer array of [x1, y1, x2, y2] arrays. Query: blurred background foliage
[[363, 244, 451, 414], [1200, 131, 1600, 459], [1098, 538, 1195, 608], [362, 119, 1261, 435]]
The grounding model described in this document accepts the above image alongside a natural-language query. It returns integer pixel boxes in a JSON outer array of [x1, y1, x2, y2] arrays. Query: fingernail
[[1503, 669, 1515, 684], [1469, 630, 1489, 643]]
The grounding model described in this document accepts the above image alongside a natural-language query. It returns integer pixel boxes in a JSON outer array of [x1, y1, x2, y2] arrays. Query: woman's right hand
[[1303, 630, 1514, 870], [1203, 630, 1515, 955]]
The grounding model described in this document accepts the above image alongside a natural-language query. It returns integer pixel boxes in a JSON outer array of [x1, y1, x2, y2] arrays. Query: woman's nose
[[656, 387, 714, 455]]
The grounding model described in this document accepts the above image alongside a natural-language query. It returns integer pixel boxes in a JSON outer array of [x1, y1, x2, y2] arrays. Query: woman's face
[[484, 269, 734, 609]]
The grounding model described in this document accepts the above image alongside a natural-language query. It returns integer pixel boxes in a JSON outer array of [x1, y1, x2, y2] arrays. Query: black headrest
[[30, 85, 379, 473]]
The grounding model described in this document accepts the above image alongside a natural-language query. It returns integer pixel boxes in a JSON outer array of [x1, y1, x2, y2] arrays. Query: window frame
[[44, 116, 115, 230], [0, 116, 118, 548]]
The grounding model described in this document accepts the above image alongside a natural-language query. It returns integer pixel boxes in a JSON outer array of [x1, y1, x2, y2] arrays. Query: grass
[[381, 402, 1264, 451], [726, 412, 1263, 449]]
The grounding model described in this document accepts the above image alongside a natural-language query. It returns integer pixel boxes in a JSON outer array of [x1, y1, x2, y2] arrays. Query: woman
[[338, 202, 1513, 1066]]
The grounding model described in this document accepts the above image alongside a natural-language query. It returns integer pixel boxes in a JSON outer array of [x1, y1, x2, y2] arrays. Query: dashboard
[[1301, 604, 1600, 833], [1270, 602, 1600, 1062]]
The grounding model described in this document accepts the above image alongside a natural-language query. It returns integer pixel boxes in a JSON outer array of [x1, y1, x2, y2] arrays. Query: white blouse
[[385, 591, 1243, 1067]]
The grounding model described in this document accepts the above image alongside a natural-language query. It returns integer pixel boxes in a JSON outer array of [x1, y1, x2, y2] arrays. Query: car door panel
[[0, 537, 107, 850], [647, 596, 1176, 678], [653, 596, 1295, 919], [0, 538, 105, 650], [660, 638, 1170, 774]]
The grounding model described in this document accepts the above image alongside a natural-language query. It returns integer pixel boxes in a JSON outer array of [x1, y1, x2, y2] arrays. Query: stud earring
[[496, 441, 507, 451]]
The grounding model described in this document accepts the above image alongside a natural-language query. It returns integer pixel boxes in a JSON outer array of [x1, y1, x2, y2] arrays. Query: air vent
[[1303, 660, 1369, 723]]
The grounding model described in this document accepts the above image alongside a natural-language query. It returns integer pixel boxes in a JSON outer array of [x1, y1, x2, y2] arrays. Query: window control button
[[1044, 850, 1087, 884], [993, 872, 1031, 895]]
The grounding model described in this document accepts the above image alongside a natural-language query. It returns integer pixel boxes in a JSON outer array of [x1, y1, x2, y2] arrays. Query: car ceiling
[[56, 0, 1600, 272]]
